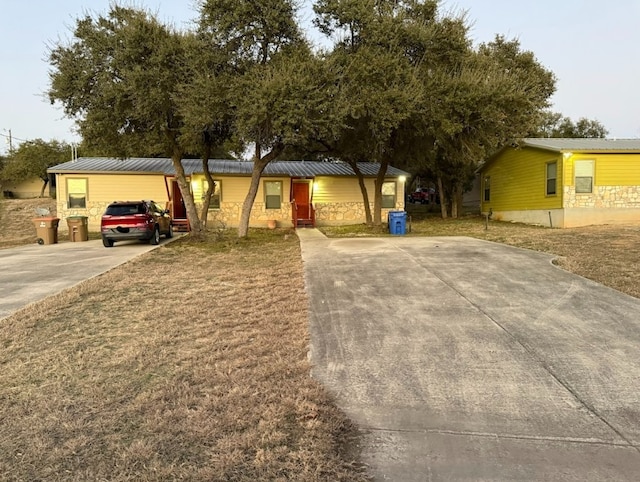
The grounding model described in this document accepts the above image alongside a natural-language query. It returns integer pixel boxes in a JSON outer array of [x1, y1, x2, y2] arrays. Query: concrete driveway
[[0, 238, 174, 320], [297, 230, 640, 481]]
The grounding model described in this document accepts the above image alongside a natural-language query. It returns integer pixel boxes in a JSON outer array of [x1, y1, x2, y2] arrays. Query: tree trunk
[[200, 142, 215, 227], [171, 149, 205, 241], [437, 176, 448, 219], [237, 143, 284, 238], [39, 178, 49, 198], [348, 160, 372, 225], [452, 182, 463, 219], [373, 158, 390, 226], [451, 190, 459, 219]]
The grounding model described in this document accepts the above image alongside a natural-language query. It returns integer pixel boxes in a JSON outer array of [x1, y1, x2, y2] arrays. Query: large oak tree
[[199, 0, 331, 237], [48, 6, 208, 239]]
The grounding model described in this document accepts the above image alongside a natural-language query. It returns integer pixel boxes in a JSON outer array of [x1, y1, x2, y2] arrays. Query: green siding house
[[480, 138, 640, 228]]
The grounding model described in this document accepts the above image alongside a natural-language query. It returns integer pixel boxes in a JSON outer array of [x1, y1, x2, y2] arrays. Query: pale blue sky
[[1, 0, 639, 155]]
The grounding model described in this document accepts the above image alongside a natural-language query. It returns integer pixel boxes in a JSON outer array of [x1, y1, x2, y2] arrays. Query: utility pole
[[2, 129, 12, 155]]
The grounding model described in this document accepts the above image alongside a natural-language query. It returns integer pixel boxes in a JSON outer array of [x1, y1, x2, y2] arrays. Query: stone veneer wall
[[60, 199, 403, 231], [57, 200, 111, 232], [564, 186, 640, 209], [314, 201, 401, 225], [201, 201, 293, 228]]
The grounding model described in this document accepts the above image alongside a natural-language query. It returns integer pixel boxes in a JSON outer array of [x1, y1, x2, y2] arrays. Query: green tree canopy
[[534, 111, 609, 138], [198, 0, 333, 237], [49, 6, 209, 238], [0, 139, 70, 197]]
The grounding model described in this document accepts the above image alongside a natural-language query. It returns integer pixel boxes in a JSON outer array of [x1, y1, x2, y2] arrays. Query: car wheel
[[102, 236, 114, 248], [150, 226, 160, 245], [166, 224, 173, 239]]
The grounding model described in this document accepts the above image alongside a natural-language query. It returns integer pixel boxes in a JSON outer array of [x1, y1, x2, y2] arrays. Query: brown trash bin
[[32, 217, 60, 245], [66, 216, 89, 242]]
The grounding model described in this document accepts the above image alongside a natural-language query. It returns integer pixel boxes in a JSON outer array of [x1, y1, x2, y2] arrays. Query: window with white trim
[[546, 161, 557, 196], [67, 178, 87, 208], [575, 160, 594, 194], [265, 181, 282, 209], [381, 181, 396, 208]]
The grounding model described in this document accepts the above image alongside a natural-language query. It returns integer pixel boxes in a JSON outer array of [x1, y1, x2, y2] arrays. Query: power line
[[0, 131, 27, 143]]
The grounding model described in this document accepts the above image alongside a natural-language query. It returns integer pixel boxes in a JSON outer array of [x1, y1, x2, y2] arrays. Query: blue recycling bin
[[388, 211, 407, 235]]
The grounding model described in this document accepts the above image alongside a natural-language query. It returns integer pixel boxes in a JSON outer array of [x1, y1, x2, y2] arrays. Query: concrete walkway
[[297, 229, 640, 481]]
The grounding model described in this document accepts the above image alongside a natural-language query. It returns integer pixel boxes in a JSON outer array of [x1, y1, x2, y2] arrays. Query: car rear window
[[105, 204, 146, 216]]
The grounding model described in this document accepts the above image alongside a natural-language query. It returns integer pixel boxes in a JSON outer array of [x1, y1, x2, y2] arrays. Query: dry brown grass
[[0, 198, 57, 248], [321, 215, 640, 299], [0, 230, 368, 481]]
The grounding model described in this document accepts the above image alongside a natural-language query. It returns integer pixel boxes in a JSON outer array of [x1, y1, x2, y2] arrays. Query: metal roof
[[521, 138, 640, 152], [48, 157, 409, 177]]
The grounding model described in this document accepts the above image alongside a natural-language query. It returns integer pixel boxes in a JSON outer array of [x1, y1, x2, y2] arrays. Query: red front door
[[293, 182, 310, 220], [172, 180, 187, 219]]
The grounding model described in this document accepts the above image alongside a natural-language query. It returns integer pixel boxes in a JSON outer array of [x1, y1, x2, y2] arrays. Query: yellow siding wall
[[481, 147, 563, 212], [3, 177, 45, 198], [55, 173, 170, 231], [191, 175, 404, 205], [190, 175, 292, 204], [312, 177, 403, 203], [56, 173, 169, 203], [313, 177, 374, 202], [564, 153, 640, 186]]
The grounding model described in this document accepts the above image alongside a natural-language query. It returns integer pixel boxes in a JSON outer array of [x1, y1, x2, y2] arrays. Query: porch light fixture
[[563, 152, 573, 159], [399, 175, 407, 183]]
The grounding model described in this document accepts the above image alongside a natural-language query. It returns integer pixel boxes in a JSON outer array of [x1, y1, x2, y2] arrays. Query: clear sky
[[1, 0, 639, 155]]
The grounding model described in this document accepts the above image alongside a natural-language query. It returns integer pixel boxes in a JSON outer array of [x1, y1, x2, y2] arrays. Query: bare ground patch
[[0, 232, 368, 481], [0, 198, 57, 248]]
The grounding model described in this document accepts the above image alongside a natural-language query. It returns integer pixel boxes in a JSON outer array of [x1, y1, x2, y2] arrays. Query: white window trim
[[575, 160, 594, 194], [67, 177, 88, 209], [264, 180, 283, 210], [381, 181, 397, 209]]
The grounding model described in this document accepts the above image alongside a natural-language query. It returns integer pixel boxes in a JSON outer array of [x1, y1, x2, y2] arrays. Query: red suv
[[101, 200, 173, 247], [409, 187, 435, 204]]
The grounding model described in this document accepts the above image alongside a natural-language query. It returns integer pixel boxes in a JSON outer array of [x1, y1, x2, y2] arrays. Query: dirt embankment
[[0, 198, 57, 248]]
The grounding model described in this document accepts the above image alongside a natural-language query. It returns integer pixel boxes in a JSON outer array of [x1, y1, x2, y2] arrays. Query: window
[[483, 176, 491, 202], [382, 181, 396, 208], [575, 160, 594, 194], [203, 180, 221, 209], [67, 178, 87, 208], [546, 162, 557, 196], [265, 181, 282, 209]]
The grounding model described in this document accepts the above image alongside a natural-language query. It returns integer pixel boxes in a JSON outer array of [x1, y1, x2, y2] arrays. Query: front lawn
[[0, 231, 367, 481]]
